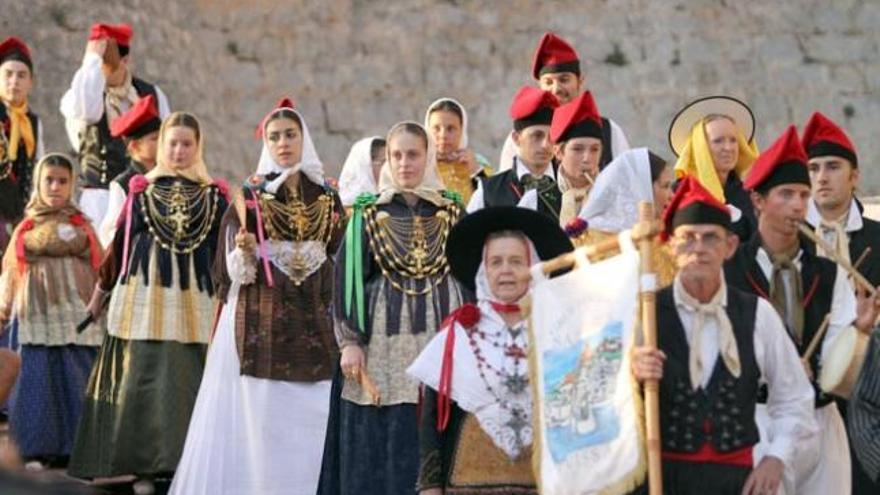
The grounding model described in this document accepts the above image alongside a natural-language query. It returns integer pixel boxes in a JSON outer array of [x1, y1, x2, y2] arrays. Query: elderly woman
[[0, 153, 103, 470], [409, 206, 573, 494], [320, 121, 464, 495], [68, 112, 228, 495], [668, 96, 759, 242], [170, 99, 346, 495], [572, 148, 676, 286], [425, 98, 492, 205]]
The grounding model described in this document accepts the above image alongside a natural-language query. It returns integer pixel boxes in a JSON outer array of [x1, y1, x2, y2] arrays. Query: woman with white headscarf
[[68, 112, 229, 494], [338, 136, 385, 208], [169, 98, 345, 495], [425, 98, 492, 205], [408, 206, 573, 494], [574, 147, 677, 286], [318, 121, 464, 495]]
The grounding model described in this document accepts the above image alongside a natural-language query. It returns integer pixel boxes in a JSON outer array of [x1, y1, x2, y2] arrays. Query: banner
[[529, 233, 646, 495]]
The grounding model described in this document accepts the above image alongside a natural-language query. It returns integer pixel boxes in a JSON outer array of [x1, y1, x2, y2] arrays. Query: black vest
[[724, 233, 837, 407], [113, 159, 149, 195], [78, 77, 157, 189], [598, 116, 614, 170], [657, 285, 761, 454], [479, 164, 561, 220], [724, 175, 758, 243], [0, 104, 39, 221]]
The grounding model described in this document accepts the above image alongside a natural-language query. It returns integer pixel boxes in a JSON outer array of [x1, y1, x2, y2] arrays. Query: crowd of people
[[0, 20, 878, 495]]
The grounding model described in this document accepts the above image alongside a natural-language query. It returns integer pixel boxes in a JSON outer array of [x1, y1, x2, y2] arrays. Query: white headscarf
[[579, 148, 655, 233], [424, 97, 469, 150], [256, 104, 324, 195], [376, 121, 449, 206], [338, 136, 381, 206]]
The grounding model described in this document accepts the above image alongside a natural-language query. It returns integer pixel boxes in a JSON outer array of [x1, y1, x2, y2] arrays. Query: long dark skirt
[[318, 369, 420, 495], [67, 334, 206, 479], [9, 344, 97, 458], [628, 459, 750, 495]]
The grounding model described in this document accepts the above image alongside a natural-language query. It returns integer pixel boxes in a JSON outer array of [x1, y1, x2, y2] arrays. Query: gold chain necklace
[[141, 179, 220, 254], [363, 202, 459, 296], [259, 187, 334, 243]]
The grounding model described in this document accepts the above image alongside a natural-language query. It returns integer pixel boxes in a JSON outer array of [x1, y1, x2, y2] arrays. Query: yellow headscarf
[[145, 112, 213, 185], [6, 100, 35, 161], [673, 117, 758, 202]]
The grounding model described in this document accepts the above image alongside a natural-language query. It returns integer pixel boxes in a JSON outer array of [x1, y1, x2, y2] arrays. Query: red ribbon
[[489, 301, 521, 313], [15, 218, 34, 274], [70, 213, 102, 271]]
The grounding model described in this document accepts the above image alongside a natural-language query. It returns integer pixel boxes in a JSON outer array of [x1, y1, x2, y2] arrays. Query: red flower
[[128, 174, 148, 194], [455, 303, 481, 328]]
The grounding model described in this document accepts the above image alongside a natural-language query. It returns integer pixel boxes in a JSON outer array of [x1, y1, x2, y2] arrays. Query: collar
[[514, 155, 555, 182], [673, 272, 728, 310], [756, 245, 803, 279], [806, 197, 863, 233]]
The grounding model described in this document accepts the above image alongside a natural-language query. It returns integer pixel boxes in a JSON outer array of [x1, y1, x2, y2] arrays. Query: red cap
[[531, 32, 580, 80], [550, 91, 603, 143], [509, 86, 558, 131], [89, 23, 133, 47], [256, 96, 297, 139], [801, 111, 858, 167], [743, 125, 810, 192], [0, 37, 32, 70], [110, 95, 161, 138], [661, 176, 731, 241]]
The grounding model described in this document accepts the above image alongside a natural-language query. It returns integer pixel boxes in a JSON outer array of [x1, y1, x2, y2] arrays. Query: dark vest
[[0, 104, 39, 221], [479, 164, 561, 220], [724, 175, 758, 243], [806, 200, 880, 288], [598, 116, 614, 170], [113, 159, 149, 195], [724, 233, 837, 407], [78, 77, 157, 189], [657, 285, 761, 454]]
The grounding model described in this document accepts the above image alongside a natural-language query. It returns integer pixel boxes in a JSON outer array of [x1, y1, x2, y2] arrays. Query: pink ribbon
[[245, 188, 274, 287]]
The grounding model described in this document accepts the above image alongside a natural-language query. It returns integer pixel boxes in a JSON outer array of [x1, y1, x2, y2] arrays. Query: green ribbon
[[441, 189, 463, 207], [344, 193, 377, 332]]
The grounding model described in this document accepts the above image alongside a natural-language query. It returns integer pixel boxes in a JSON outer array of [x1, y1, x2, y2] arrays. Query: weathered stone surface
[[4, 0, 880, 190]]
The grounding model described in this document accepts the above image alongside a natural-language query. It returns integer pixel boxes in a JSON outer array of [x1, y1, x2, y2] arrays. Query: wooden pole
[[798, 223, 876, 296], [636, 201, 663, 495]]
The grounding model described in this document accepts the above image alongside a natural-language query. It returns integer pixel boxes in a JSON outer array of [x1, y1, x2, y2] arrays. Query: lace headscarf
[[255, 102, 324, 194], [338, 136, 381, 206]]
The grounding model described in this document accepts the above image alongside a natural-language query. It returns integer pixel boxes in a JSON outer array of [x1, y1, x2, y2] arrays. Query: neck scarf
[[674, 274, 741, 390], [766, 243, 804, 343], [6, 100, 35, 161], [673, 117, 758, 202], [815, 210, 852, 265], [104, 68, 139, 126]]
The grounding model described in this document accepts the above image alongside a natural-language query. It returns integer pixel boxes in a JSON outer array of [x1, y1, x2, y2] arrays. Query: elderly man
[[633, 176, 817, 495]]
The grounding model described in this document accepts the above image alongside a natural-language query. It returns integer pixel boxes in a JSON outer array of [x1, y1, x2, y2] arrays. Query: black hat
[[446, 206, 574, 292]]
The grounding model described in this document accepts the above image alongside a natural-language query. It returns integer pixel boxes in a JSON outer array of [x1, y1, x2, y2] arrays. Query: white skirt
[[754, 402, 850, 495], [169, 288, 332, 495]]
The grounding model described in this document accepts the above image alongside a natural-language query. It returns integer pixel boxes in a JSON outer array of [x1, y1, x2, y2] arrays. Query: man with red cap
[[59, 23, 170, 232], [97, 94, 161, 247], [724, 126, 880, 494], [466, 86, 561, 220], [801, 111, 880, 494], [498, 32, 629, 173], [632, 176, 816, 495], [549, 90, 604, 226], [0, 36, 43, 251]]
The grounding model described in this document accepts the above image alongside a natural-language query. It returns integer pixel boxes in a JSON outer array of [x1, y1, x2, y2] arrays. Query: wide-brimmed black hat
[[446, 206, 574, 292]]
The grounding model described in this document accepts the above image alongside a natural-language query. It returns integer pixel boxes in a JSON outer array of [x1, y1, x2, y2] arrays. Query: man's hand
[[854, 284, 880, 334], [459, 149, 481, 175], [85, 38, 108, 58], [631, 346, 665, 382], [741, 456, 784, 495]]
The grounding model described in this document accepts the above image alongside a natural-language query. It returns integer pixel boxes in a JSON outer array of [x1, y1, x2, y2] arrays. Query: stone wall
[[5, 0, 879, 189]]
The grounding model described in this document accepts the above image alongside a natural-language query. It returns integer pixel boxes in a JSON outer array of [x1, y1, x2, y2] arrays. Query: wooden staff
[[798, 223, 876, 296], [635, 202, 662, 495]]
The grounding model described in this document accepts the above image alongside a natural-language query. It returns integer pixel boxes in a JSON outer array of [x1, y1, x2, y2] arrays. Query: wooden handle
[[798, 223, 876, 296], [358, 369, 381, 406]]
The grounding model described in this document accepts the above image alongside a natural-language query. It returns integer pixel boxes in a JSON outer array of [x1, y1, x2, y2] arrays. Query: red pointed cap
[[661, 176, 731, 241], [531, 32, 580, 80], [550, 91, 603, 143], [256, 96, 297, 139], [743, 125, 810, 193], [110, 95, 160, 139], [509, 86, 558, 131], [0, 37, 32, 71], [89, 23, 133, 47], [802, 111, 857, 167]]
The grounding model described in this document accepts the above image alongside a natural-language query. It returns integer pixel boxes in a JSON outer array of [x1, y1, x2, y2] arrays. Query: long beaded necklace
[[258, 182, 334, 243], [465, 321, 531, 453], [363, 200, 459, 296], [141, 178, 220, 254]]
